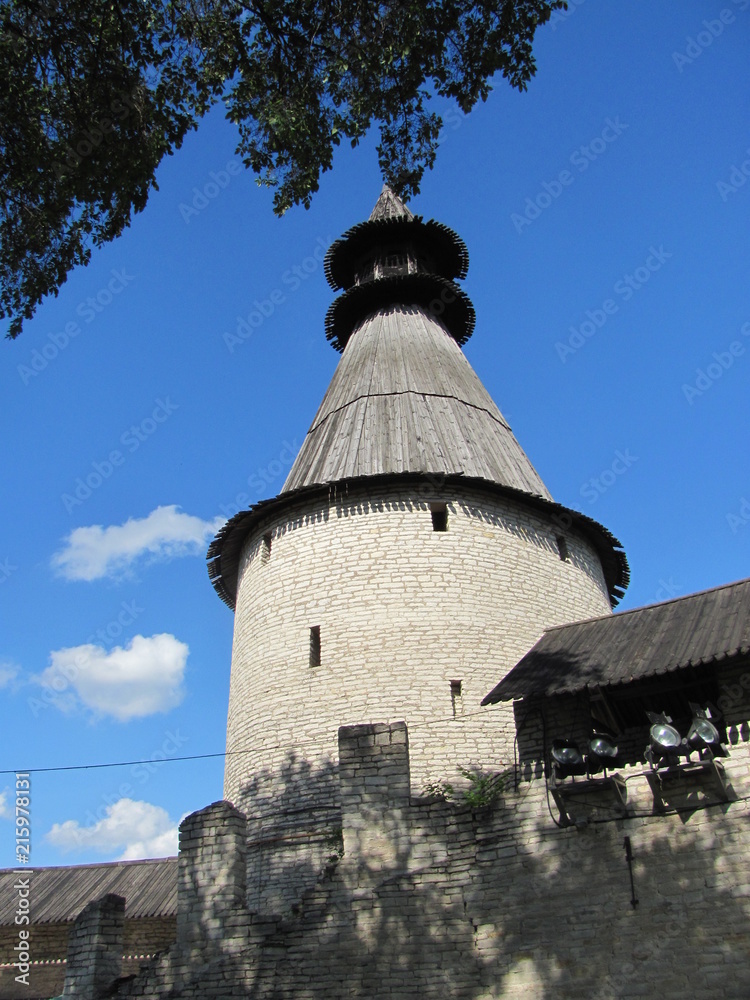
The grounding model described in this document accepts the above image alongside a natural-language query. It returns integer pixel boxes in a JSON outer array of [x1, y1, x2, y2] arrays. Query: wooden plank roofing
[[283, 305, 552, 498], [0, 857, 177, 924], [482, 577, 750, 704], [369, 185, 414, 221]]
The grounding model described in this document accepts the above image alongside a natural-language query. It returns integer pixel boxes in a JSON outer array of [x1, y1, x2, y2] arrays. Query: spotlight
[[587, 732, 619, 774], [687, 703, 728, 759], [645, 711, 685, 769], [550, 740, 587, 779]]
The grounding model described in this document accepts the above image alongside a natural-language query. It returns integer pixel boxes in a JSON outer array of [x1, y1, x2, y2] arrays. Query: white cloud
[[46, 798, 178, 860], [0, 791, 11, 820], [34, 633, 188, 721], [0, 663, 19, 688], [52, 505, 224, 581]]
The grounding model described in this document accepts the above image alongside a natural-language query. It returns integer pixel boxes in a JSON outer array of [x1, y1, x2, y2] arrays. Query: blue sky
[[1, 2, 748, 867]]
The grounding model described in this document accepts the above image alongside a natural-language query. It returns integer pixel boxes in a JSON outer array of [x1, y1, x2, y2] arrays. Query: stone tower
[[208, 188, 628, 910]]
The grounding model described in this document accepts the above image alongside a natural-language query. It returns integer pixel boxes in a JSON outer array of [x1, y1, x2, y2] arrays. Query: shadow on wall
[[64, 721, 750, 1000], [236, 750, 341, 917], [240, 806, 750, 997], [237, 723, 750, 999]]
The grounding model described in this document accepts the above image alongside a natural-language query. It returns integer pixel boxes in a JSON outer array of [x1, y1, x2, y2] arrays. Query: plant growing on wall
[[457, 766, 512, 808], [423, 766, 512, 808]]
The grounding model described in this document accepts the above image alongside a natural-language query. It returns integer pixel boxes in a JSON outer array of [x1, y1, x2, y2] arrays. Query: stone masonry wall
[[0, 916, 176, 1000], [103, 718, 750, 1000], [225, 480, 612, 814], [62, 893, 124, 997], [224, 480, 613, 917]]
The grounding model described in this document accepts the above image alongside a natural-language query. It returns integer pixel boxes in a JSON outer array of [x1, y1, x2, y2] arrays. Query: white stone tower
[[208, 189, 628, 911]]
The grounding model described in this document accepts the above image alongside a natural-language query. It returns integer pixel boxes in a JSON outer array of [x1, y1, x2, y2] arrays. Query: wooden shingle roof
[[283, 305, 551, 497], [0, 857, 177, 925], [482, 577, 750, 704], [369, 185, 414, 221]]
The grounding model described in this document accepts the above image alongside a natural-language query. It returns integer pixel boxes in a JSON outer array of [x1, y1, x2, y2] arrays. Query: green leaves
[[0, 0, 565, 337]]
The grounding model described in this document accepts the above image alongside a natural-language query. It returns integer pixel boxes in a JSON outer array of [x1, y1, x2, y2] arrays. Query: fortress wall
[[100, 717, 750, 1000]]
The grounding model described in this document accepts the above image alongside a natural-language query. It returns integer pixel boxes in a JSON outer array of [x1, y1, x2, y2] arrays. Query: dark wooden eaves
[[207, 473, 629, 613], [482, 577, 750, 704]]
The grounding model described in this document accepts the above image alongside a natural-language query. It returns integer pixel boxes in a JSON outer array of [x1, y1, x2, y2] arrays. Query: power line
[[0, 705, 507, 776]]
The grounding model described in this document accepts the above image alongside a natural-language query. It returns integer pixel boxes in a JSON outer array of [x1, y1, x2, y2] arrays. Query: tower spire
[[283, 193, 550, 500], [369, 184, 414, 221], [209, 191, 628, 843]]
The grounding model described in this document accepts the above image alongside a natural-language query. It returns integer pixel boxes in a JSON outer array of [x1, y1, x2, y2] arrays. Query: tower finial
[[369, 184, 414, 221]]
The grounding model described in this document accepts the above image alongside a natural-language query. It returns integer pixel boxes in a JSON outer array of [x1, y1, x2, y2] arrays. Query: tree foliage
[[0, 0, 564, 338]]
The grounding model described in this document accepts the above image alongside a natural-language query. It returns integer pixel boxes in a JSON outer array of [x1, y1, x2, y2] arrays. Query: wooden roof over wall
[[0, 857, 177, 925], [482, 577, 750, 704]]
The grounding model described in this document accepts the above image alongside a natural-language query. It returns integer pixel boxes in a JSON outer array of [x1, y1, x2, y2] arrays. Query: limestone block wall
[[176, 801, 249, 960], [101, 718, 750, 1000], [0, 917, 176, 1000], [62, 893, 124, 997], [225, 479, 613, 817]]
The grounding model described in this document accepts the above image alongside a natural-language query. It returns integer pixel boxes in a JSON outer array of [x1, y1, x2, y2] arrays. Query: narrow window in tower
[[556, 535, 569, 562], [309, 626, 321, 667], [431, 503, 448, 532], [262, 532, 272, 562], [450, 680, 463, 717]]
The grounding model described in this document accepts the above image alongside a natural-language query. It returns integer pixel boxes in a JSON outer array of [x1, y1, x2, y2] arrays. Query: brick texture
[[72, 719, 750, 1000], [225, 481, 611, 811]]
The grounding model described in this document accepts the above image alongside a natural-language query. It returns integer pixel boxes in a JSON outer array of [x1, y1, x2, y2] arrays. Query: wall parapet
[[62, 893, 124, 998]]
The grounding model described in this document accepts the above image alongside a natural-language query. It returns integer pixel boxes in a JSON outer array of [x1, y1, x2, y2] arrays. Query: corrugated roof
[[0, 857, 177, 925], [283, 305, 551, 497], [482, 577, 750, 703]]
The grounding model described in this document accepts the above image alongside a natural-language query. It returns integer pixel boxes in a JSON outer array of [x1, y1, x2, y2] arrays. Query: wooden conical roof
[[284, 191, 550, 497], [283, 304, 551, 496], [369, 184, 414, 220]]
